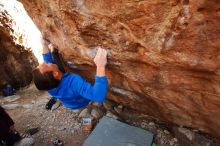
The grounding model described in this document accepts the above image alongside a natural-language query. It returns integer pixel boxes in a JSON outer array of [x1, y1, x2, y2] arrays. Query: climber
[[43, 42, 66, 111], [32, 38, 108, 110], [0, 106, 34, 146]]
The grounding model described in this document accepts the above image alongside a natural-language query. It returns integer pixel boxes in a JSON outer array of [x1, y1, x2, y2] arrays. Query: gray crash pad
[[83, 116, 154, 146]]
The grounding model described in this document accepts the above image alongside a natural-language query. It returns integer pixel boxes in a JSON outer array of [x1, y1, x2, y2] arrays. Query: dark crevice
[[182, 0, 189, 5]]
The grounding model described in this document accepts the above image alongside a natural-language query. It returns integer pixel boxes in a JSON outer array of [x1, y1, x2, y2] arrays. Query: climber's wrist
[[96, 67, 106, 77]]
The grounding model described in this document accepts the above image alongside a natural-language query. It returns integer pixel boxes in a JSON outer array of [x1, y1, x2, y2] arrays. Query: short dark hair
[[32, 68, 60, 90]]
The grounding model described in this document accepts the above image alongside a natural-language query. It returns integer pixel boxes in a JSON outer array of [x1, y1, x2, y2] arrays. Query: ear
[[53, 71, 59, 79]]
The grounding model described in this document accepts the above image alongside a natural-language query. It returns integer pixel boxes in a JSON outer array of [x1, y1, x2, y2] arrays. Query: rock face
[[0, 7, 38, 89], [9, 0, 220, 138]]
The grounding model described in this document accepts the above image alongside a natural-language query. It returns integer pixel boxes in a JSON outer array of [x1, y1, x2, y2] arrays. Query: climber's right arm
[[40, 36, 50, 54], [40, 37, 54, 63]]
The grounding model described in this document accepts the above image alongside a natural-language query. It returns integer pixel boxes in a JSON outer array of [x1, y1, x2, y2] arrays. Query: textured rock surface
[[0, 8, 37, 89], [11, 0, 220, 138]]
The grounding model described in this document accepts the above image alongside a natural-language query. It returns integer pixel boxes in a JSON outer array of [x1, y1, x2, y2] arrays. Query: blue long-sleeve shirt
[[43, 52, 108, 109]]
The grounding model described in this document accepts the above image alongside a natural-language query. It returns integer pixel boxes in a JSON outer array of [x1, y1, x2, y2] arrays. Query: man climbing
[[43, 42, 66, 111], [32, 38, 108, 110]]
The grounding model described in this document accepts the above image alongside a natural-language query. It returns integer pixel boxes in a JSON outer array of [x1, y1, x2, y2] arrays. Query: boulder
[[1, 0, 220, 139]]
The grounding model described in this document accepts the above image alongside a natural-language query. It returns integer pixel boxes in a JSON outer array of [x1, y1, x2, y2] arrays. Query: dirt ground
[[1, 84, 88, 146], [1, 84, 219, 146]]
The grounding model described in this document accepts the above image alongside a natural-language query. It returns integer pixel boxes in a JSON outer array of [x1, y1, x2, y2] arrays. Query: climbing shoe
[[45, 97, 57, 110], [52, 139, 64, 146], [25, 127, 39, 136]]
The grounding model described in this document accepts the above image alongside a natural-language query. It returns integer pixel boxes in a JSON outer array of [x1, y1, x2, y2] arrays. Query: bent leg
[[51, 49, 65, 73]]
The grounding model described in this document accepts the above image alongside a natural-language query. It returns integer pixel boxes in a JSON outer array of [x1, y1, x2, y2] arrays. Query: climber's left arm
[[74, 48, 108, 102]]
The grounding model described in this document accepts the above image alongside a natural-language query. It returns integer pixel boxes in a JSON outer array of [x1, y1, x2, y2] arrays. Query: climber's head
[[32, 62, 62, 90]]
